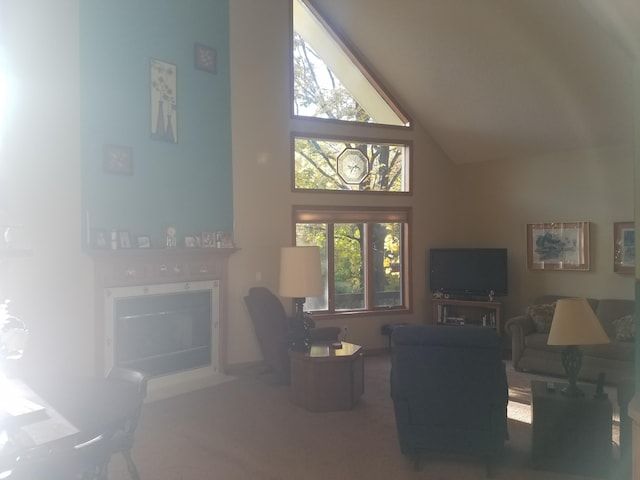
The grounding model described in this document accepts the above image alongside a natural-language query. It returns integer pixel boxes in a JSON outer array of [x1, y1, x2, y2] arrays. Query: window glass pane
[[294, 137, 408, 192], [334, 223, 364, 311], [295, 223, 328, 311], [373, 223, 402, 307], [292, 1, 408, 127]]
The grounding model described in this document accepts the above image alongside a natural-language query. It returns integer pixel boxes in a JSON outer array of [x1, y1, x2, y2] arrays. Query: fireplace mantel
[[89, 247, 236, 376]]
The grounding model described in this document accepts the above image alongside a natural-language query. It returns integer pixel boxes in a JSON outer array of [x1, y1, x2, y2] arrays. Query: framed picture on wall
[[526, 221, 590, 271], [614, 222, 635, 274], [150, 59, 178, 143]]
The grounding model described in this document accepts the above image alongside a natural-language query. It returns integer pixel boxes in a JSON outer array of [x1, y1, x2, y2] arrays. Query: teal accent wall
[[81, 0, 232, 247]]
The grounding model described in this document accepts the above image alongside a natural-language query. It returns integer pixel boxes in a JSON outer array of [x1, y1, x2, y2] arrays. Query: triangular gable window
[[293, 0, 410, 127]]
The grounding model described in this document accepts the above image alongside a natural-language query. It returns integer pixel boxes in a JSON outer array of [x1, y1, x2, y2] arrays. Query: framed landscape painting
[[527, 221, 590, 271], [614, 222, 635, 274]]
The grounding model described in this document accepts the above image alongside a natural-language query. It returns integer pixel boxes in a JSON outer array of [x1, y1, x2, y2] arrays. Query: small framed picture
[[119, 230, 132, 249], [136, 235, 151, 249], [194, 43, 216, 74], [614, 222, 635, 274], [103, 144, 133, 175], [91, 228, 107, 249], [202, 232, 216, 248], [184, 236, 199, 248]]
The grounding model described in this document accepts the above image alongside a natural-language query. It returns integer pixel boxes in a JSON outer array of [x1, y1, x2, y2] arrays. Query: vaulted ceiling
[[313, 0, 640, 164]]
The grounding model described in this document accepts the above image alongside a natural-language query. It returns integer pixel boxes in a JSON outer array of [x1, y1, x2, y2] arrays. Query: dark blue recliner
[[390, 325, 508, 476]]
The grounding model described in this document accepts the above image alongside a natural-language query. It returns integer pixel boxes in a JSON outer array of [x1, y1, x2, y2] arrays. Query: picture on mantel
[[150, 59, 178, 143]]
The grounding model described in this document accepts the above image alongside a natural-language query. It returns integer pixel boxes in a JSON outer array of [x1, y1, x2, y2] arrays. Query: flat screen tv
[[429, 248, 508, 298]]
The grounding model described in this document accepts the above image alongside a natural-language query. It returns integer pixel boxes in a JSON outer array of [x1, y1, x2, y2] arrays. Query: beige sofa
[[505, 295, 635, 385]]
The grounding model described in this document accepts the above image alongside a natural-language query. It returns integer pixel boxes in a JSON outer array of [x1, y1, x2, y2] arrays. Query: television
[[429, 248, 508, 298]]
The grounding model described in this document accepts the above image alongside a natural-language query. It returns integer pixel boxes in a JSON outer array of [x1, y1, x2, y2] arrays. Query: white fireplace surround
[[104, 280, 231, 401]]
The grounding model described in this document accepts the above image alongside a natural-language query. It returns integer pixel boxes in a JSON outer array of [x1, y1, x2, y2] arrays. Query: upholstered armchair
[[244, 287, 341, 383], [390, 324, 508, 476]]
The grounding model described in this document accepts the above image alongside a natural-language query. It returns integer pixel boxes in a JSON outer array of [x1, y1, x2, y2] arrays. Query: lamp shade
[[547, 298, 610, 346], [279, 246, 323, 298]]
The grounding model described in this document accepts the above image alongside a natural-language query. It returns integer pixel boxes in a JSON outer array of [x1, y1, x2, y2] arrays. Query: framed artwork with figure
[[614, 222, 635, 274]]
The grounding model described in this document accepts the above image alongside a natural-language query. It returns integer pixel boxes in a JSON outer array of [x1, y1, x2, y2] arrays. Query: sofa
[[505, 295, 635, 385]]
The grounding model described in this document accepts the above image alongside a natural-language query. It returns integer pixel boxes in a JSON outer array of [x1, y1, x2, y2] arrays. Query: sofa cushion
[[612, 314, 635, 342], [526, 303, 556, 333], [595, 299, 635, 338], [524, 333, 563, 352], [583, 341, 635, 362]]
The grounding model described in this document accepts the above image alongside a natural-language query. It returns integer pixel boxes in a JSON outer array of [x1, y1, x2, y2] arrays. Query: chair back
[[244, 287, 291, 380], [390, 325, 508, 458]]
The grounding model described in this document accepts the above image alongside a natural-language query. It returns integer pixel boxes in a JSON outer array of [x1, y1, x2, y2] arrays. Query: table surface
[[290, 341, 361, 360], [0, 375, 140, 461]]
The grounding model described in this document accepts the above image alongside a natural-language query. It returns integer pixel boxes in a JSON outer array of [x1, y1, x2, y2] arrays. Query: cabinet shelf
[[432, 298, 502, 334]]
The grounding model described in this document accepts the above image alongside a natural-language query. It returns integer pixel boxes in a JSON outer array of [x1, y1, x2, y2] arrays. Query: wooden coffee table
[[289, 342, 364, 412]]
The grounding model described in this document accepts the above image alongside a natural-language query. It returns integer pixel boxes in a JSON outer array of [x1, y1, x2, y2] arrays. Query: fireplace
[[90, 248, 235, 400], [104, 281, 218, 378]]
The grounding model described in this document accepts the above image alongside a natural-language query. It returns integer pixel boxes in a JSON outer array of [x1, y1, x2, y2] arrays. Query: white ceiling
[[312, 0, 640, 163]]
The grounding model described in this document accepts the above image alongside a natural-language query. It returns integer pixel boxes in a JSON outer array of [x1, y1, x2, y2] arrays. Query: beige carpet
[[110, 355, 626, 480]]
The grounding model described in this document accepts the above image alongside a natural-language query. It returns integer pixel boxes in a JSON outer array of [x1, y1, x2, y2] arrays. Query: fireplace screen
[[105, 282, 218, 378]]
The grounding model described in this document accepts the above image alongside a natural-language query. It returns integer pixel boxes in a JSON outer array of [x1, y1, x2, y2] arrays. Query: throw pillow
[[613, 314, 635, 342], [526, 303, 557, 333]]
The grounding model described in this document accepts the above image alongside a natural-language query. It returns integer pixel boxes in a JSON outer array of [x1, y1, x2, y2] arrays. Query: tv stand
[[432, 298, 502, 334]]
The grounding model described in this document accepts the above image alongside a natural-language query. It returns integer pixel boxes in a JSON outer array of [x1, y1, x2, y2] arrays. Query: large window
[[294, 206, 410, 315]]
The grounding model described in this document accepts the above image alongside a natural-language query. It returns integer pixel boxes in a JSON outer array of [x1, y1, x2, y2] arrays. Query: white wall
[[454, 145, 635, 320], [4, 0, 94, 376]]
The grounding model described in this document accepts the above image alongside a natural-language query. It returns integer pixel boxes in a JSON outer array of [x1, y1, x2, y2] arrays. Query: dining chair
[[103, 367, 148, 480]]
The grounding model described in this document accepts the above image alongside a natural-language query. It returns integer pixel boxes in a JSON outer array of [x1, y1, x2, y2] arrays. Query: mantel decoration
[[150, 59, 178, 143], [527, 221, 590, 271], [614, 222, 635, 274]]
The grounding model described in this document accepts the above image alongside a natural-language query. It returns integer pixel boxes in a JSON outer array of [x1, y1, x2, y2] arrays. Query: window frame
[[293, 205, 412, 317], [291, 132, 413, 195]]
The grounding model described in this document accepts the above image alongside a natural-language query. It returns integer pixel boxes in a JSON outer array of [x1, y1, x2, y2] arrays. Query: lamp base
[[289, 297, 311, 353], [560, 383, 584, 398]]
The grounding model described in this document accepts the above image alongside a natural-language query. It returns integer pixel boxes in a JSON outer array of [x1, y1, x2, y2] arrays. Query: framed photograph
[[150, 59, 178, 143], [118, 230, 132, 249], [184, 235, 199, 248], [136, 235, 151, 249], [91, 228, 107, 249], [217, 232, 235, 248], [194, 43, 216, 74], [103, 144, 133, 175], [202, 232, 216, 248], [527, 221, 590, 271], [614, 222, 635, 274]]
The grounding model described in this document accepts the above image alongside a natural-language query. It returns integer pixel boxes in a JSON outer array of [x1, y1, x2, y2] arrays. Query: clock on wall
[[337, 148, 369, 185]]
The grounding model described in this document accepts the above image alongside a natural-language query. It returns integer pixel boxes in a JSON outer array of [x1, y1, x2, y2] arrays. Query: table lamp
[[547, 298, 610, 397], [279, 246, 323, 352]]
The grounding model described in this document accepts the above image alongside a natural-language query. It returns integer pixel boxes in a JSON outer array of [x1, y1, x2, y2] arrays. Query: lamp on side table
[[547, 298, 610, 397], [279, 246, 323, 352]]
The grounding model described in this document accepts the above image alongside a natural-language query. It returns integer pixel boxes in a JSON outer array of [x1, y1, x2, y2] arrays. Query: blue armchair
[[390, 325, 508, 476]]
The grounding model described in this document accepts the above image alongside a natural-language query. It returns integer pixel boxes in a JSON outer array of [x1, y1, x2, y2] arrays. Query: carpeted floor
[[110, 354, 627, 480]]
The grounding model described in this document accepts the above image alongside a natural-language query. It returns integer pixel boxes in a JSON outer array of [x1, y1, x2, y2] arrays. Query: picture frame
[[103, 144, 133, 175], [136, 235, 151, 249], [527, 221, 590, 271], [194, 43, 217, 74], [614, 221, 635, 274], [91, 228, 107, 249], [217, 232, 235, 248], [118, 230, 132, 249], [150, 59, 178, 143], [201, 232, 216, 248], [184, 235, 200, 248]]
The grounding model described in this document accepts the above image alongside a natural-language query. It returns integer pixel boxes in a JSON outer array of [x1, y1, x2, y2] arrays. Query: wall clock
[[337, 148, 369, 184]]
